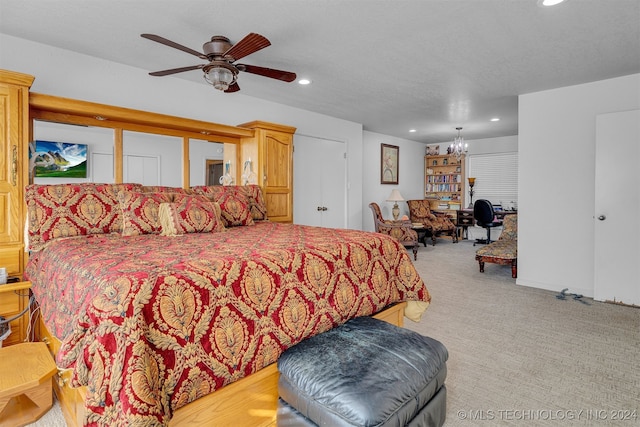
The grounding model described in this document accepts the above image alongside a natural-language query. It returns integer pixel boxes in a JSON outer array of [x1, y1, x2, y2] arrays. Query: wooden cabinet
[[0, 70, 34, 280], [424, 153, 465, 217], [0, 281, 31, 346], [239, 121, 296, 223]]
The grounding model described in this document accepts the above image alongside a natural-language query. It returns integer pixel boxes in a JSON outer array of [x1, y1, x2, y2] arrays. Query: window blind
[[468, 152, 518, 209]]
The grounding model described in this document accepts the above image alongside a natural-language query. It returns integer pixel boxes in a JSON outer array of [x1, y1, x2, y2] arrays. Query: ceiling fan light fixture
[[203, 63, 237, 91]]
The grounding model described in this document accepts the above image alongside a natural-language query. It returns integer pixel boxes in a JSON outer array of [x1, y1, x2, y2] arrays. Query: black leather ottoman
[[277, 316, 448, 427]]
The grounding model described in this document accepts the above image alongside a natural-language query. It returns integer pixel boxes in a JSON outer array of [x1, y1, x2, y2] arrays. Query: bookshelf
[[424, 153, 465, 216]]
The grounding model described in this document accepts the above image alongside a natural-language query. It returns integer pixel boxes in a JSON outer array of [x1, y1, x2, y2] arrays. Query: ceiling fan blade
[[225, 82, 240, 93], [149, 64, 204, 76], [223, 33, 271, 61], [141, 34, 207, 59], [239, 64, 297, 82]]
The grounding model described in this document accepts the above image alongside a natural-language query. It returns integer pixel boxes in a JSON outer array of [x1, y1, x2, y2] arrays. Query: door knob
[[598, 215, 606, 221], [317, 206, 328, 211]]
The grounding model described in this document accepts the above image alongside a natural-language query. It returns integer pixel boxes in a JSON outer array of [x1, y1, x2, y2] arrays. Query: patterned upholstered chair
[[475, 213, 518, 278], [369, 203, 418, 260], [406, 199, 458, 246]]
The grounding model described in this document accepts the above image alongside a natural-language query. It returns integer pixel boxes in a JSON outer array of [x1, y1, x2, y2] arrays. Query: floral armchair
[[406, 199, 458, 245], [369, 202, 418, 260], [475, 213, 517, 278]]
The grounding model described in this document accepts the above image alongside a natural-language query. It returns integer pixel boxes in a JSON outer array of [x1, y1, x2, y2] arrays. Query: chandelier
[[450, 127, 468, 159]]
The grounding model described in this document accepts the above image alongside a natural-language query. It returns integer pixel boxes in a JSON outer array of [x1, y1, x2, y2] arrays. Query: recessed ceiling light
[[538, 0, 566, 6], [409, 129, 417, 133], [490, 118, 500, 122], [298, 79, 311, 85]]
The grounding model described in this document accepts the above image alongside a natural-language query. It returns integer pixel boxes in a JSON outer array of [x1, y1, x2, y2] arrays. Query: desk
[[456, 210, 517, 240]]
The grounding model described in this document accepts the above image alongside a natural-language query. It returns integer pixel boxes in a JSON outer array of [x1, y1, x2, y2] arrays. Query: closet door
[[293, 135, 346, 228], [594, 109, 640, 306]]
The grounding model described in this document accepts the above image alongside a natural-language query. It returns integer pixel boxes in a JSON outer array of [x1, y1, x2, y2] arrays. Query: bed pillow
[[158, 198, 225, 236], [171, 193, 211, 204], [25, 183, 143, 251], [237, 185, 268, 221], [141, 185, 194, 197], [118, 191, 173, 236], [215, 192, 255, 227], [191, 185, 267, 222]]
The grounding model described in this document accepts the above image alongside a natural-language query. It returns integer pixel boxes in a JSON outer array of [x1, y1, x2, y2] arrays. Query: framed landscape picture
[[381, 143, 399, 184], [31, 140, 88, 178]]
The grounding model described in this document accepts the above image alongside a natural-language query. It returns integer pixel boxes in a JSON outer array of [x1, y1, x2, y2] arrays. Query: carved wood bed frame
[[26, 93, 410, 426]]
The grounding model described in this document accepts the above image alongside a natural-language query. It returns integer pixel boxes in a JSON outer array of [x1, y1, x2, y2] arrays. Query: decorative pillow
[[141, 186, 194, 197], [237, 185, 268, 221], [171, 193, 211, 205], [215, 192, 255, 227], [191, 185, 267, 221], [118, 191, 173, 236], [158, 198, 225, 236], [25, 183, 143, 251], [190, 185, 224, 201]]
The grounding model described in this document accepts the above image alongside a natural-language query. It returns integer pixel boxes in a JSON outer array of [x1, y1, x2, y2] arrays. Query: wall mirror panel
[[32, 120, 114, 184], [123, 131, 181, 186], [189, 139, 225, 186]]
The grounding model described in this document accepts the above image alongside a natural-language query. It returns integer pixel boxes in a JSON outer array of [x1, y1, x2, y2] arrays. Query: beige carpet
[[404, 239, 640, 426], [28, 238, 639, 426]]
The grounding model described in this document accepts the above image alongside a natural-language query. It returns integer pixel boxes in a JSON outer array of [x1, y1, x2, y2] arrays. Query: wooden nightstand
[[0, 342, 57, 426], [0, 281, 31, 347]]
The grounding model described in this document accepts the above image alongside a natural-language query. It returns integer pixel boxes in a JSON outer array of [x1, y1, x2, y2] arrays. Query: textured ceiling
[[1, 0, 639, 143]]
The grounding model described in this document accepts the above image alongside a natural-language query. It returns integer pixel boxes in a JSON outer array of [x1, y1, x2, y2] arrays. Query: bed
[[24, 182, 431, 426]]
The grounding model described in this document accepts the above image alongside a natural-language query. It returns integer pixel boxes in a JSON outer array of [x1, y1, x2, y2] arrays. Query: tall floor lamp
[[468, 177, 476, 208]]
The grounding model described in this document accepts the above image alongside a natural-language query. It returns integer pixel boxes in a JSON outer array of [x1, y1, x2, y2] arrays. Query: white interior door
[[594, 109, 640, 305], [293, 135, 346, 228], [124, 154, 160, 185]]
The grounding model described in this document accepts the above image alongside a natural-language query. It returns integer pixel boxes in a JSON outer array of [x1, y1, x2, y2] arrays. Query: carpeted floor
[[29, 238, 639, 426], [404, 239, 640, 426]]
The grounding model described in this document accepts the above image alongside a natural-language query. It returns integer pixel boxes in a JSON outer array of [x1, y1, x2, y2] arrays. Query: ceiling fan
[[141, 33, 297, 93]]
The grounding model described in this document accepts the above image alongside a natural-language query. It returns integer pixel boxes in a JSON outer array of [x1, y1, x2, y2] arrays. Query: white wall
[[362, 131, 426, 232], [518, 73, 640, 296], [0, 33, 366, 228]]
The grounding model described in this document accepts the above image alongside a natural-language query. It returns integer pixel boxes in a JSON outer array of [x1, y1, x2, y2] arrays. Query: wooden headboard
[[0, 69, 295, 279]]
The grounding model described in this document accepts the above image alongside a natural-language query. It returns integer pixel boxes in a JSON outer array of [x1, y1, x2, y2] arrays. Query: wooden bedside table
[[0, 342, 57, 426], [0, 282, 31, 347]]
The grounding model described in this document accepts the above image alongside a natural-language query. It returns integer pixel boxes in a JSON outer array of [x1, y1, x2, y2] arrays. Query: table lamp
[[386, 189, 404, 220]]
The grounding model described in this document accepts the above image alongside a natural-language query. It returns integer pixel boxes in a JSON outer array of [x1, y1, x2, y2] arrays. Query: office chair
[[473, 199, 501, 246]]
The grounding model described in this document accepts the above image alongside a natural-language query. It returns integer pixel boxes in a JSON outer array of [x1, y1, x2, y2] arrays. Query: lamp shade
[[386, 189, 404, 202]]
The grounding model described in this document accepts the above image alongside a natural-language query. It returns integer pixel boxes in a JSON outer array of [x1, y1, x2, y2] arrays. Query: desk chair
[[473, 199, 502, 246]]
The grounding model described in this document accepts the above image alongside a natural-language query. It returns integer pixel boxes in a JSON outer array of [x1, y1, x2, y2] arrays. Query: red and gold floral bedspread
[[25, 222, 430, 426]]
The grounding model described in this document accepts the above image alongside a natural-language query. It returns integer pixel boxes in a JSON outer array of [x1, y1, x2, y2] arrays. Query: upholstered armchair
[[406, 199, 458, 245], [369, 202, 418, 260], [475, 213, 517, 278]]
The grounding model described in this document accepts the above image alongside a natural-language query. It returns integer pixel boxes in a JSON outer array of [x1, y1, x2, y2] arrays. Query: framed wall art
[[381, 143, 399, 184]]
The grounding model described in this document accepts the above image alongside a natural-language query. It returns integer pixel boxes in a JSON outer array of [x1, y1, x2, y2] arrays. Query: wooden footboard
[[36, 302, 407, 427]]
